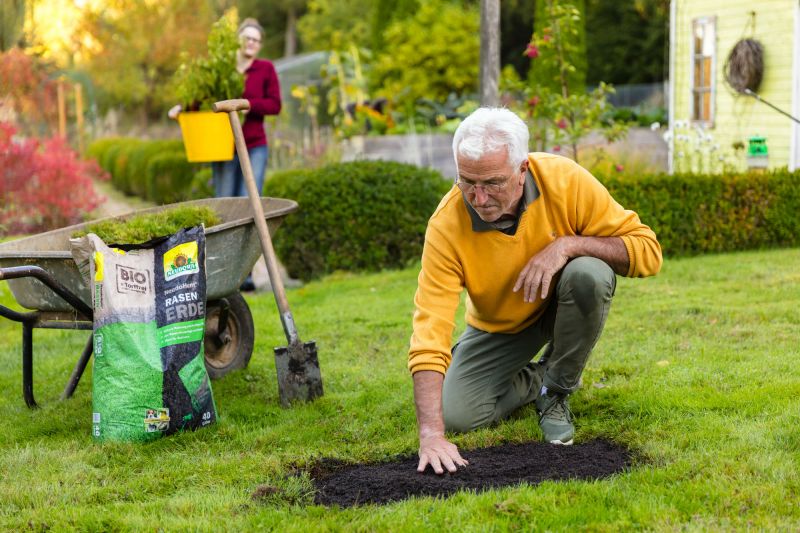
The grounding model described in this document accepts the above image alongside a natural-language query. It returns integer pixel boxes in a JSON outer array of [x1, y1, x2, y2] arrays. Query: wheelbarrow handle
[[0, 266, 93, 319], [212, 99, 251, 113]]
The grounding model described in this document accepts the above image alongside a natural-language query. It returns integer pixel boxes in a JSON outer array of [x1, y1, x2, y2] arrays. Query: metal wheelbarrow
[[0, 197, 297, 407]]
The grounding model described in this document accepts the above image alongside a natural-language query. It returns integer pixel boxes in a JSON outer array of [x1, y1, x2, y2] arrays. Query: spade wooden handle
[[212, 99, 251, 113], [213, 97, 298, 344]]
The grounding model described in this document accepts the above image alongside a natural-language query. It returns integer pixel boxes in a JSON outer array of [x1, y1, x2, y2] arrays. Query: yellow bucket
[[178, 112, 235, 162]]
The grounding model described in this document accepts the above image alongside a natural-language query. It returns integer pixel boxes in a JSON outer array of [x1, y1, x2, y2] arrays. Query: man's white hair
[[452, 107, 530, 173]]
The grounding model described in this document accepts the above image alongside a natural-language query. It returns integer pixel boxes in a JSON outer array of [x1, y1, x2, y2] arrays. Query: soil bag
[[71, 226, 217, 442]]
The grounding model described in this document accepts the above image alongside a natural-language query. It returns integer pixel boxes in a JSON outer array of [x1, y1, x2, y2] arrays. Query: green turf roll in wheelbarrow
[[0, 197, 296, 407]]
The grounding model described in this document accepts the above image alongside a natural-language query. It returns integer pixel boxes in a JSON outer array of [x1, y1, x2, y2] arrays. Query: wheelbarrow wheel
[[204, 293, 254, 379]]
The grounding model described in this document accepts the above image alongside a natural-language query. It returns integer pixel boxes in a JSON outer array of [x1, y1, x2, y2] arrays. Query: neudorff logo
[[164, 241, 199, 281]]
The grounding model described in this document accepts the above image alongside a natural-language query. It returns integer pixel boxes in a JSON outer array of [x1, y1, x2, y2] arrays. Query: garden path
[[90, 178, 151, 219]]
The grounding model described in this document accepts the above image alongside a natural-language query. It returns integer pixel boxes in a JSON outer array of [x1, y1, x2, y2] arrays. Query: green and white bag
[[72, 226, 217, 442]]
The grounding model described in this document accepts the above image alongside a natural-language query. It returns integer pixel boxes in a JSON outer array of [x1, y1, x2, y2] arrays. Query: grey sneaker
[[535, 392, 575, 445]]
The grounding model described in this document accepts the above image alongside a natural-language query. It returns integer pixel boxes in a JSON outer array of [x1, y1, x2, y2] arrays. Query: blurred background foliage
[[0, 0, 669, 185], [0, 0, 667, 121]]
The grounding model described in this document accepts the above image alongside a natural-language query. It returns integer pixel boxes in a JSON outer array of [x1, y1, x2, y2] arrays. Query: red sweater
[[242, 59, 282, 148]]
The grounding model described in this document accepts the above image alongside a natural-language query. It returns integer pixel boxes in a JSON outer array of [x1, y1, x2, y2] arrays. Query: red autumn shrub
[[0, 122, 108, 235]]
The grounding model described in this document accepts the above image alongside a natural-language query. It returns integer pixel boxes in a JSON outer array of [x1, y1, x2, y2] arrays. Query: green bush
[[608, 106, 668, 127], [372, 0, 480, 111], [87, 137, 125, 166], [112, 140, 144, 195], [127, 140, 185, 198], [602, 169, 800, 256], [101, 141, 129, 190], [96, 139, 123, 172], [190, 167, 214, 199], [265, 164, 800, 281], [87, 138, 206, 202], [266, 161, 452, 281], [146, 153, 198, 205], [89, 137, 140, 193]]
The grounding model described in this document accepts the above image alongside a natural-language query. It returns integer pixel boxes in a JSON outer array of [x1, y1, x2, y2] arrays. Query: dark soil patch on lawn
[[311, 438, 631, 507]]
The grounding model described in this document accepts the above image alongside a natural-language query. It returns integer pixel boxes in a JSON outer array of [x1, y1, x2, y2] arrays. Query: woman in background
[[170, 18, 281, 291], [169, 17, 281, 198]]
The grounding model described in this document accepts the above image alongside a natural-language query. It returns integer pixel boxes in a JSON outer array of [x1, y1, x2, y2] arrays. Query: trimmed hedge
[[100, 142, 127, 180], [111, 139, 143, 195], [266, 161, 452, 281], [602, 169, 800, 257], [87, 136, 800, 274], [146, 153, 198, 205], [86, 137, 125, 164], [266, 164, 800, 281], [191, 167, 214, 199], [87, 138, 209, 204], [126, 140, 185, 199]]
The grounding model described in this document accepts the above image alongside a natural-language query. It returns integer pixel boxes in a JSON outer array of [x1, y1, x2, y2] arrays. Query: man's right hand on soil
[[418, 434, 468, 474]]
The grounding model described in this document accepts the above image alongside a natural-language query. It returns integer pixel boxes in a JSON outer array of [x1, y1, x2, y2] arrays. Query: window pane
[[694, 59, 702, 87], [693, 92, 702, 121], [703, 58, 712, 90], [702, 22, 715, 56], [691, 17, 715, 123], [694, 23, 703, 39]]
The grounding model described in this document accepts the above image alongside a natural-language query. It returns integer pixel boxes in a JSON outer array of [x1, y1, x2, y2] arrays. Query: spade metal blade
[[274, 340, 323, 407]]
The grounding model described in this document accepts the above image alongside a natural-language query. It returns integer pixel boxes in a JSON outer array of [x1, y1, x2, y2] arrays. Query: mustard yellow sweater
[[408, 153, 662, 375]]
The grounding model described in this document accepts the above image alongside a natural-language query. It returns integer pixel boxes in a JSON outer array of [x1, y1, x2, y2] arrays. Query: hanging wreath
[[724, 38, 764, 93]]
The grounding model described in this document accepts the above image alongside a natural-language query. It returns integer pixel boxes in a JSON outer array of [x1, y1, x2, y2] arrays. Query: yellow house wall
[[673, 0, 796, 170]]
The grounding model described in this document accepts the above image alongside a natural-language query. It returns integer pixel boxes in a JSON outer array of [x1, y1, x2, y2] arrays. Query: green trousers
[[442, 257, 616, 433]]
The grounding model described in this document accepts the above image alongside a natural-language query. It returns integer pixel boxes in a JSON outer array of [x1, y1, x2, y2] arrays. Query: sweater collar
[[463, 169, 540, 232]]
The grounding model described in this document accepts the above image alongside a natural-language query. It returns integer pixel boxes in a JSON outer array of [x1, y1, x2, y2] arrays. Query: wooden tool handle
[[214, 101, 299, 344], [212, 99, 251, 113]]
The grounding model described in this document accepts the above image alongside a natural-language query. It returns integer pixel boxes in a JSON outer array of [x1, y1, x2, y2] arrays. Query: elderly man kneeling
[[408, 107, 662, 474]]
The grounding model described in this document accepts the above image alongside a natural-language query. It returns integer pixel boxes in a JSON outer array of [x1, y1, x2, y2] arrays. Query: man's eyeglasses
[[456, 175, 514, 194], [242, 36, 261, 44]]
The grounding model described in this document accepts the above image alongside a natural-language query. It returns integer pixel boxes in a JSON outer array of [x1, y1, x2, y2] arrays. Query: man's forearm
[[562, 236, 629, 275], [413, 370, 445, 438]]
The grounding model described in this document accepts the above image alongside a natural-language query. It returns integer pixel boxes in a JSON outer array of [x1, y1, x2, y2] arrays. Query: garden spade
[[213, 98, 323, 407]]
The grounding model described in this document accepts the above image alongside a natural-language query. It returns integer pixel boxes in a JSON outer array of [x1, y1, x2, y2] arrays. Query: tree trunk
[[480, 0, 500, 106], [284, 6, 297, 58]]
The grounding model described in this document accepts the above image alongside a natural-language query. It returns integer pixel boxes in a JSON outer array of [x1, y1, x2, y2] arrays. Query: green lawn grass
[[1, 248, 799, 530]]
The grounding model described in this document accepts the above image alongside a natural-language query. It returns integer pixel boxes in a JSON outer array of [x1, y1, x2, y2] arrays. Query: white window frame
[[791, 1, 800, 170], [690, 16, 716, 127]]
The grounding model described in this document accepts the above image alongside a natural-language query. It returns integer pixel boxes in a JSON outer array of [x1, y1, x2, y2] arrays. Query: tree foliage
[[529, 0, 586, 94], [78, 0, 215, 119], [372, 0, 479, 111], [0, 48, 58, 135], [236, 0, 307, 58], [296, 0, 373, 51], [370, 0, 419, 54], [585, 0, 669, 84], [500, 0, 536, 78], [8, 0, 671, 129], [513, 1, 626, 164]]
